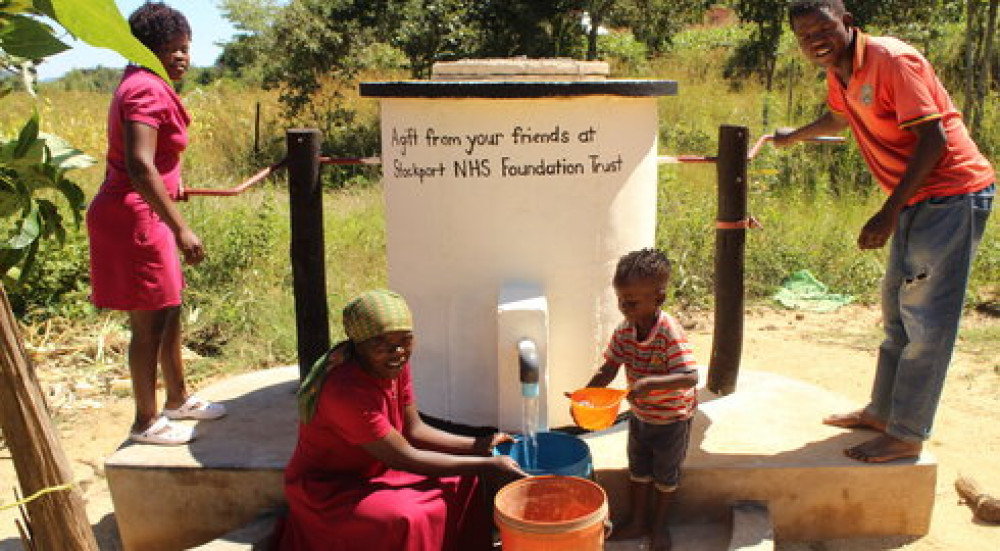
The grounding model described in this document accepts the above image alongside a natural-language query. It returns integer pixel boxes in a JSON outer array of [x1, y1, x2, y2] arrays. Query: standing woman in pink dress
[[87, 2, 225, 445]]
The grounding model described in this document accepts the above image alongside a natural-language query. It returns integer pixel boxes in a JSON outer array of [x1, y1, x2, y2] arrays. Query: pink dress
[[86, 65, 190, 311], [277, 361, 489, 551]]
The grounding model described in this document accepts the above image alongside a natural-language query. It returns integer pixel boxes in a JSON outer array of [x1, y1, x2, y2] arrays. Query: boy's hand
[[858, 207, 898, 249], [772, 127, 798, 148]]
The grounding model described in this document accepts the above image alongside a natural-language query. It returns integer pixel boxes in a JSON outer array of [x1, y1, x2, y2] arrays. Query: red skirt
[[276, 469, 490, 551], [86, 191, 183, 311]]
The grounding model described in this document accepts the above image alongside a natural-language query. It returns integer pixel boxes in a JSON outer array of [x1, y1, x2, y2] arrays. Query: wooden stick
[[956, 474, 1000, 523], [0, 284, 98, 550]]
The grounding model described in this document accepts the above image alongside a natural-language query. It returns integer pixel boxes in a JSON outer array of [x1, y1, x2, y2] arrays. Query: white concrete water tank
[[361, 59, 676, 430]]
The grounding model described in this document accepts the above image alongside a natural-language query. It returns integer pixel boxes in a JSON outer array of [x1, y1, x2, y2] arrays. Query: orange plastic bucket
[[569, 387, 627, 431], [494, 475, 608, 551]]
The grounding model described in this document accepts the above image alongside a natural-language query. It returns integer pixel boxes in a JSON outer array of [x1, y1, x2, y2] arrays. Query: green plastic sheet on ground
[[772, 269, 854, 313]]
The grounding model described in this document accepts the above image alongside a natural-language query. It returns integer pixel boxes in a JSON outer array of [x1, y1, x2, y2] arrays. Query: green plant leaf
[[55, 177, 84, 224], [48, 0, 169, 81], [17, 235, 39, 283], [3, 201, 40, 250], [32, 0, 57, 19], [39, 132, 96, 171], [0, 14, 69, 58], [12, 109, 39, 159], [35, 198, 64, 241]]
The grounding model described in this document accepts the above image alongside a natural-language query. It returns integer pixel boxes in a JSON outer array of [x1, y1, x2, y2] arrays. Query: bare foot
[[845, 434, 922, 463], [609, 518, 646, 541], [651, 527, 672, 551], [823, 409, 886, 431]]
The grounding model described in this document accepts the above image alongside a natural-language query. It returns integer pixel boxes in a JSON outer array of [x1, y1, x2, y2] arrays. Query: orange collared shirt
[[827, 32, 993, 204]]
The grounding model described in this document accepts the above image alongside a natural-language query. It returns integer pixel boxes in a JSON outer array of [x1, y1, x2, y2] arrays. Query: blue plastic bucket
[[494, 431, 593, 478]]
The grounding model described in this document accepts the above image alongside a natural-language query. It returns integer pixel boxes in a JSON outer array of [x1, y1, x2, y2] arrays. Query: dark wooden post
[[253, 102, 261, 155], [287, 129, 330, 379], [0, 285, 99, 551], [708, 125, 749, 395]]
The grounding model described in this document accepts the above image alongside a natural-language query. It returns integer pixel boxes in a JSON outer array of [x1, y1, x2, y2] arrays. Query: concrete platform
[[105, 367, 299, 551], [105, 367, 935, 550], [584, 371, 936, 541]]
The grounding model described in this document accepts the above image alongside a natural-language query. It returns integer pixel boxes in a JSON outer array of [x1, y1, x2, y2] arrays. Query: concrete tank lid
[[359, 79, 677, 98], [431, 58, 610, 81]]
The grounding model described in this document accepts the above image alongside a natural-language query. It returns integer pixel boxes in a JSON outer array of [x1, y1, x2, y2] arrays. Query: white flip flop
[[130, 416, 195, 445], [162, 395, 227, 420]]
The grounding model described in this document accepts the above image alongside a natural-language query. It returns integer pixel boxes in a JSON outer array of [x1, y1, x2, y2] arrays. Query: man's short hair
[[788, 0, 847, 24]]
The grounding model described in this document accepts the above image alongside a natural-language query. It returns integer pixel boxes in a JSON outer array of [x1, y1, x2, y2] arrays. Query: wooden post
[[286, 129, 330, 379], [707, 125, 749, 395], [0, 284, 99, 551], [254, 102, 261, 155]]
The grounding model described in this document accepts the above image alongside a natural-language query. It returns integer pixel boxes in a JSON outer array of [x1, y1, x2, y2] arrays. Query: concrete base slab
[[605, 521, 730, 551], [584, 370, 936, 541], [105, 367, 935, 550], [105, 367, 299, 551], [189, 508, 281, 550]]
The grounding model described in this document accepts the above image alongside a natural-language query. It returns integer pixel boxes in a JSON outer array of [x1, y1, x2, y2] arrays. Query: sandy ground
[[0, 304, 997, 550]]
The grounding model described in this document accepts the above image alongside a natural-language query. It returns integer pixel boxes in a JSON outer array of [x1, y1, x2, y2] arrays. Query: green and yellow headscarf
[[297, 289, 413, 423]]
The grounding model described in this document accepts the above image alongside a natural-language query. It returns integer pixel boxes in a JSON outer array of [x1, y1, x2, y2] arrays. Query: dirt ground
[[0, 304, 997, 550]]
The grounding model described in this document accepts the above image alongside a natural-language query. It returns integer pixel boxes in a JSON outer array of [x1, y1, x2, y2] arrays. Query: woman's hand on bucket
[[492, 455, 529, 478]]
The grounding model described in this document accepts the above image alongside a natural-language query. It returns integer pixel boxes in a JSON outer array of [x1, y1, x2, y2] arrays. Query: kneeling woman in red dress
[[276, 289, 525, 550]]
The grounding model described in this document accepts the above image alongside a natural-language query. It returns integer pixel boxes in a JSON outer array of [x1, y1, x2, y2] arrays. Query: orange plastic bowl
[[569, 388, 627, 431]]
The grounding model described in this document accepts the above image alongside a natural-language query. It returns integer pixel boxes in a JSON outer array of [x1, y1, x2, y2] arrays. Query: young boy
[[583, 248, 698, 551], [776, 1, 994, 462]]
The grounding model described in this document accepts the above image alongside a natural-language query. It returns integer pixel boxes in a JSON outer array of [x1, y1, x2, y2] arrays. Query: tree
[[472, 0, 583, 58], [395, 0, 482, 77], [609, 0, 710, 54], [729, 0, 785, 90], [215, 0, 281, 81], [963, 0, 999, 139]]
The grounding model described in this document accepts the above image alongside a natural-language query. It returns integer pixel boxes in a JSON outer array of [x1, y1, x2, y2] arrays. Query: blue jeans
[[867, 183, 994, 442]]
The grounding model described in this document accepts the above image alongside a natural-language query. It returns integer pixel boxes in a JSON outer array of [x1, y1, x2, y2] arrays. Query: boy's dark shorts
[[627, 415, 692, 493]]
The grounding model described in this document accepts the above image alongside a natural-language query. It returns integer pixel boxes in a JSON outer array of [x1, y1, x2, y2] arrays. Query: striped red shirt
[[604, 311, 697, 424]]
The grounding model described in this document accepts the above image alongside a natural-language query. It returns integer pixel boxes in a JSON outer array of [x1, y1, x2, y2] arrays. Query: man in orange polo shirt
[[775, 0, 994, 462]]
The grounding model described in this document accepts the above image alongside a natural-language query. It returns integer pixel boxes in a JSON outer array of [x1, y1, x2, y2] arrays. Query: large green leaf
[[39, 132, 96, 171], [48, 0, 168, 81], [3, 201, 40, 250], [16, 234, 39, 283], [12, 109, 39, 159], [35, 197, 64, 242], [55, 176, 83, 225], [0, 14, 69, 58]]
